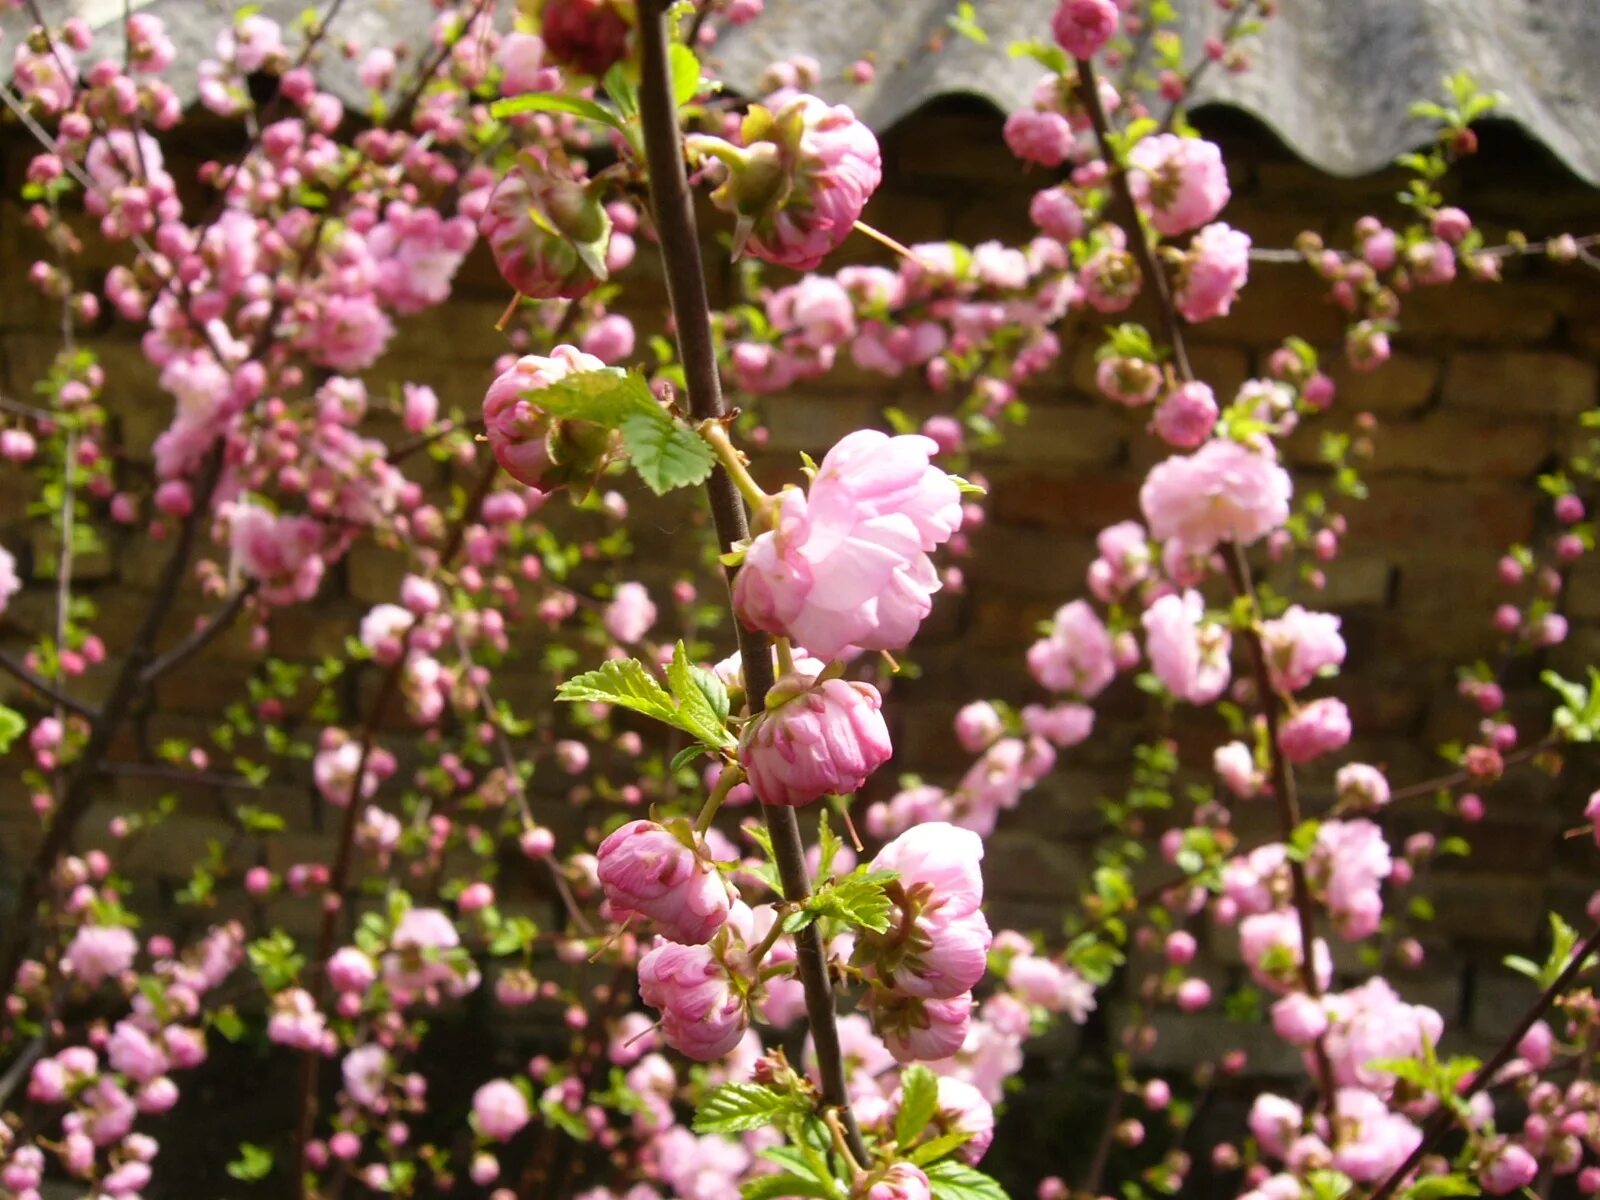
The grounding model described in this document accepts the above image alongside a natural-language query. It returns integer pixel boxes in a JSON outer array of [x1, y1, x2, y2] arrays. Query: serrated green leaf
[[0, 705, 25, 753], [926, 1159, 1010, 1200], [489, 92, 622, 129], [909, 1130, 977, 1166], [1402, 1174, 1479, 1200], [532, 368, 661, 427], [671, 743, 710, 773], [693, 1082, 808, 1134], [620, 411, 717, 495], [667, 642, 737, 750], [808, 868, 897, 934], [896, 1064, 941, 1147], [557, 657, 677, 722]]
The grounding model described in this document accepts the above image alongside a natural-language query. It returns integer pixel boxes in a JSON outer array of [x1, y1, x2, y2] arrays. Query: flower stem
[[698, 418, 772, 512], [695, 763, 745, 834], [774, 636, 797, 678], [852, 218, 923, 265], [636, 0, 867, 1162]]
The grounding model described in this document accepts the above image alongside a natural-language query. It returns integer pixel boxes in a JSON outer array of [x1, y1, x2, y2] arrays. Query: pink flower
[[1278, 698, 1351, 764], [229, 502, 326, 605], [1142, 590, 1232, 704], [857, 822, 991, 999], [867, 989, 972, 1063], [1126, 134, 1230, 237], [1480, 1142, 1538, 1195], [473, 1079, 532, 1142], [1248, 1094, 1304, 1160], [327, 947, 377, 993], [868, 1163, 933, 1200], [954, 701, 1004, 753], [1027, 600, 1116, 697], [637, 942, 749, 1061], [1312, 820, 1391, 939], [739, 673, 893, 808], [1260, 606, 1346, 693], [581, 313, 636, 363], [732, 432, 960, 660], [480, 153, 611, 300], [596, 820, 732, 945], [1004, 110, 1074, 167], [342, 1044, 390, 1108], [1052, 0, 1119, 60], [106, 1021, 168, 1083], [65, 925, 137, 987], [383, 908, 476, 1001], [481, 345, 608, 486], [1238, 911, 1331, 995], [1030, 187, 1085, 241], [1321, 979, 1443, 1096], [696, 95, 882, 271], [1152, 381, 1219, 449], [1214, 741, 1262, 799], [604, 582, 657, 644], [301, 293, 394, 373], [1022, 701, 1095, 748], [1139, 439, 1292, 554], [1175, 223, 1250, 322], [1330, 1089, 1422, 1184], [496, 32, 562, 95]]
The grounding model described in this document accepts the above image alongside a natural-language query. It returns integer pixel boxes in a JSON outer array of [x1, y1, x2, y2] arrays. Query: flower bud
[[596, 820, 731, 945]]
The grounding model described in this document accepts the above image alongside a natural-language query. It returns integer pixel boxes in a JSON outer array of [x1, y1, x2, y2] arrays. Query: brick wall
[[2, 101, 1598, 1079]]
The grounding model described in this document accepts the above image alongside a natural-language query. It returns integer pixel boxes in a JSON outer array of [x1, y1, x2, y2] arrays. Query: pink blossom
[[739, 673, 893, 808], [65, 925, 137, 987], [539, 0, 632, 78], [597, 820, 731, 945], [1027, 600, 1116, 697], [107, 1021, 168, 1082], [383, 908, 476, 1001], [868, 989, 973, 1063], [342, 1044, 390, 1108], [1214, 741, 1262, 799], [1260, 605, 1346, 693], [1152, 381, 1219, 449], [733, 432, 960, 659], [637, 942, 748, 1061], [1248, 1093, 1304, 1160], [1142, 590, 1232, 704], [473, 1079, 532, 1142], [1278, 697, 1351, 764], [1175, 223, 1250, 322], [327, 947, 378, 993], [1336, 762, 1391, 811], [1238, 910, 1331, 994], [229, 502, 326, 605], [1139, 439, 1292, 554], [480, 154, 611, 299], [868, 1163, 933, 1200], [1480, 1142, 1538, 1195], [1321, 978, 1443, 1096], [581, 313, 636, 362], [1127, 135, 1230, 237], [1330, 1089, 1422, 1183], [1004, 110, 1074, 167], [1052, 0, 1119, 60], [482, 345, 608, 486], [954, 701, 1004, 753], [1030, 187, 1085, 241], [1021, 702, 1095, 747], [0, 545, 18, 617], [496, 32, 562, 95], [604, 581, 657, 644], [369, 206, 475, 314], [707, 94, 882, 271]]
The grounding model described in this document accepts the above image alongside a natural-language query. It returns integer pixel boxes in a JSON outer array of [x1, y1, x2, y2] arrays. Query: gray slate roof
[[9, 0, 1600, 185]]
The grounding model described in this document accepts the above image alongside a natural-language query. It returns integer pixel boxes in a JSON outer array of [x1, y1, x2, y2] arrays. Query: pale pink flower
[[1175, 223, 1250, 322], [1278, 697, 1351, 764], [229, 502, 326, 605], [1329, 1089, 1422, 1183], [1126, 134, 1230, 237], [1480, 1142, 1538, 1195], [496, 32, 562, 95], [637, 942, 748, 1061], [1238, 911, 1331, 995], [1027, 600, 1116, 697], [597, 820, 731, 945], [954, 701, 1004, 753], [1260, 606, 1346, 694], [1139, 439, 1292, 554], [65, 925, 137, 987], [1004, 110, 1074, 167], [342, 1044, 390, 1109], [739, 674, 893, 808], [482, 345, 607, 486], [1142, 590, 1232, 704], [1311, 819, 1391, 939], [604, 581, 657, 644], [1021, 701, 1095, 747], [480, 154, 611, 300], [1214, 740, 1262, 799], [1152, 381, 1219, 449], [1336, 762, 1390, 810], [868, 1163, 933, 1200], [1030, 187, 1085, 241], [0, 545, 18, 617], [733, 432, 960, 659], [473, 1079, 532, 1142], [868, 989, 973, 1063], [1321, 978, 1443, 1096]]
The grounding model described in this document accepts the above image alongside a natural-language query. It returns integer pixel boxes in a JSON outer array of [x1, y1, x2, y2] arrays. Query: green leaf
[[896, 1064, 941, 1147], [488, 92, 622, 129], [227, 1143, 274, 1182], [807, 868, 897, 934], [926, 1160, 1010, 1200], [909, 1130, 979, 1166], [670, 43, 706, 106], [947, 0, 988, 43], [671, 743, 710, 773], [742, 1175, 836, 1200], [1402, 1175, 1480, 1200], [0, 704, 25, 753], [533, 368, 661, 427], [558, 657, 677, 719], [620, 411, 717, 495], [666, 642, 738, 750], [693, 1082, 809, 1134]]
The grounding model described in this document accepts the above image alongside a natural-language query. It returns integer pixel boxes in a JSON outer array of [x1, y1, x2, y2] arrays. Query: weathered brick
[[1441, 351, 1596, 416], [1371, 412, 1553, 478], [1327, 354, 1440, 415]]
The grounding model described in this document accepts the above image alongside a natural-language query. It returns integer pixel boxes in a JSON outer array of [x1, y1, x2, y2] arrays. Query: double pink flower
[[733, 430, 962, 661]]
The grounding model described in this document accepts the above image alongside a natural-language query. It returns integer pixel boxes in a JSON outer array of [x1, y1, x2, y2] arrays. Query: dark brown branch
[[1364, 923, 1600, 1200], [0, 648, 98, 720], [0, 445, 227, 1002], [137, 582, 257, 690], [636, 0, 867, 1163]]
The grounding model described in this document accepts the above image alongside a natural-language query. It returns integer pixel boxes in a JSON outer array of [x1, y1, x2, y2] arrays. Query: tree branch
[[138, 582, 257, 690], [636, 0, 867, 1161], [0, 647, 98, 720]]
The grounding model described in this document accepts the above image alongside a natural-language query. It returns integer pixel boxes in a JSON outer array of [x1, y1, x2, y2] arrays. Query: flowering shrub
[[0, 2, 1599, 1200]]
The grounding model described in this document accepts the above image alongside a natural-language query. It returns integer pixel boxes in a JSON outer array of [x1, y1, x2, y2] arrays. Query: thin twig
[[138, 583, 257, 689], [0, 647, 98, 720]]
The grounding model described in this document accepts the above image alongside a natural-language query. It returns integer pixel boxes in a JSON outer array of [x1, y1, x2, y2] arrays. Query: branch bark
[[636, 0, 867, 1162]]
